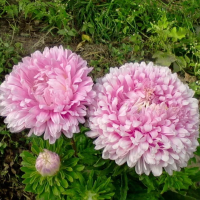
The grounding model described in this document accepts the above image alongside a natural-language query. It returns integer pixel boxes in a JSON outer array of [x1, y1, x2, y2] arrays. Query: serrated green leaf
[[31, 144, 40, 155], [113, 165, 127, 177], [32, 179, 39, 191], [21, 161, 33, 167], [87, 170, 94, 190], [62, 149, 75, 160], [45, 183, 50, 193], [37, 183, 46, 194], [190, 171, 200, 182], [24, 184, 33, 192], [20, 150, 35, 159], [184, 167, 199, 176], [39, 138, 44, 149], [30, 172, 40, 184], [22, 177, 32, 184], [47, 176, 53, 186], [21, 166, 35, 173], [65, 158, 79, 167], [39, 176, 45, 185], [22, 173, 32, 179]]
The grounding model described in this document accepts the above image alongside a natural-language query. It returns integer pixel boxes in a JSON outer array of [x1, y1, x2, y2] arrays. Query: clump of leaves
[[0, 37, 22, 81], [20, 136, 84, 200], [65, 170, 115, 200]]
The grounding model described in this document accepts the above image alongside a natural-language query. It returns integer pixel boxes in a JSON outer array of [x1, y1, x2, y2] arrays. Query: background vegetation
[[0, 0, 200, 199]]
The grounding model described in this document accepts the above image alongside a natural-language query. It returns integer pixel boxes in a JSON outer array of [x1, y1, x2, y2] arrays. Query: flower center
[[32, 71, 68, 107]]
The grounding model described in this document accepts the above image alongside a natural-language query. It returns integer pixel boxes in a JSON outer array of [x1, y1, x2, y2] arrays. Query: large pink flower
[[86, 62, 199, 176], [0, 46, 95, 143]]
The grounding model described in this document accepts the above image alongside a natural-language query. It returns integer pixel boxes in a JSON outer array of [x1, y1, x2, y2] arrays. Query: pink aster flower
[[0, 46, 95, 143], [36, 149, 60, 176], [86, 62, 199, 176]]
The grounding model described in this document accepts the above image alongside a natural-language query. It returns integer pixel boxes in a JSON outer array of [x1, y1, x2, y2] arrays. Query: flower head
[[86, 62, 199, 176], [36, 149, 60, 176], [0, 46, 95, 143]]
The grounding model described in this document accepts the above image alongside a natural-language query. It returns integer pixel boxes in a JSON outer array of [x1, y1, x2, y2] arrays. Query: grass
[[0, 0, 200, 199]]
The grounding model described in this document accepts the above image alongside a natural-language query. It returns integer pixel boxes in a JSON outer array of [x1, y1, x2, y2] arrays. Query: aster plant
[[20, 136, 84, 200]]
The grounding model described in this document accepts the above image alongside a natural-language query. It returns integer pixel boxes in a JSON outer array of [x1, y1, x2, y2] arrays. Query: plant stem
[[71, 138, 78, 157]]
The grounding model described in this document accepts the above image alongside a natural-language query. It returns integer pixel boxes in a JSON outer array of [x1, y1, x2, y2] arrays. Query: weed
[[0, 37, 22, 82]]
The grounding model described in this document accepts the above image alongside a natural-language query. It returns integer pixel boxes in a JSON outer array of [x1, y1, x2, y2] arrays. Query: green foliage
[[65, 170, 115, 200], [0, 37, 22, 82], [20, 136, 84, 200]]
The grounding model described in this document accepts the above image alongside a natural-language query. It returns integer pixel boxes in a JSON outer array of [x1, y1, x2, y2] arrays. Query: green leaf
[[32, 180, 39, 191], [161, 182, 169, 194], [65, 173, 73, 182], [140, 175, 156, 192], [20, 150, 35, 159], [94, 158, 106, 168], [47, 176, 53, 186], [45, 183, 50, 193], [62, 149, 75, 160], [152, 51, 176, 67], [120, 172, 128, 200], [87, 170, 94, 190], [60, 179, 69, 188], [68, 171, 78, 179], [20, 166, 35, 173], [173, 62, 181, 73], [37, 183, 46, 194], [31, 144, 40, 155], [64, 167, 73, 171], [76, 172, 85, 185], [65, 158, 79, 167], [24, 184, 33, 192], [74, 165, 84, 171], [52, 185, 59, 196], [80, 126, 89, 133], [55, 176, 61, 186], [23, 178, 32, 184], [30, 172, 40, 184], [190, 171, 200, 182], [176, 56, 187, 69], [168, 27, 187, 42]]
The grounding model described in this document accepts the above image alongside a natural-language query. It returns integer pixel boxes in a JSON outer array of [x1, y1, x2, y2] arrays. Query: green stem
[[120, 171, 128, 200]]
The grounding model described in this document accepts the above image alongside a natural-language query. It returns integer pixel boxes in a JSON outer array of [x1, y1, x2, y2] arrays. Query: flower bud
[[35, 149, 60, 176]]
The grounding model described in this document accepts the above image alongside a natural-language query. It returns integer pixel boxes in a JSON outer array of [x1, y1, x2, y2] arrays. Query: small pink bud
[[35, 149, 60, 176]]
